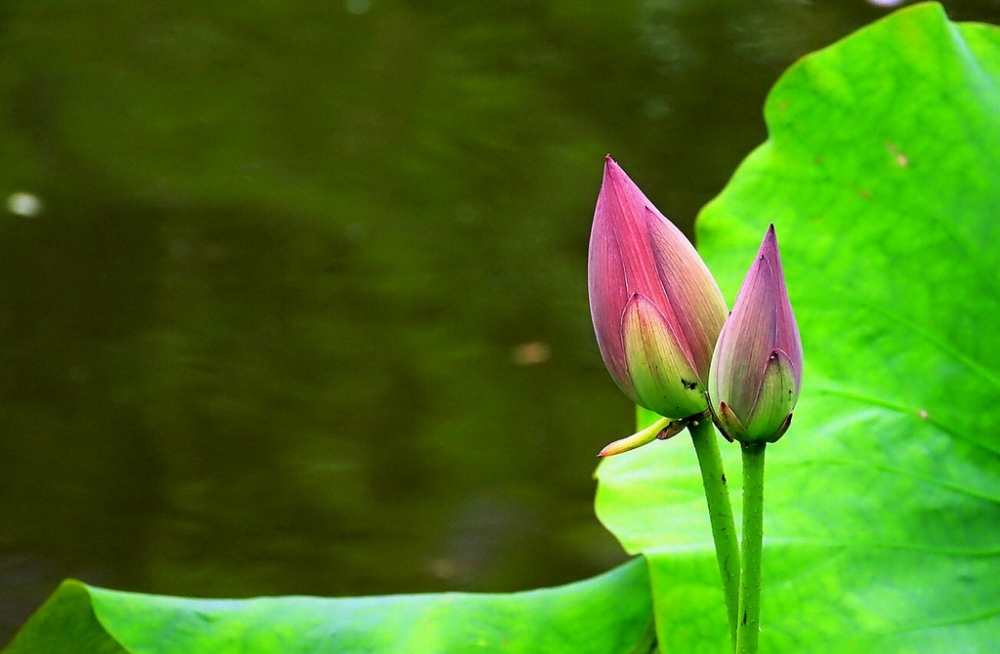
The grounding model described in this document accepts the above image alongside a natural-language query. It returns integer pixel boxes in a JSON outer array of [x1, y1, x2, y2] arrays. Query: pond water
[[2, 0, 998, 643]]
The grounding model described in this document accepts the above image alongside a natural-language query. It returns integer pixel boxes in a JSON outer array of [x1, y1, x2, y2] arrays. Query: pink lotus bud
[[709, 225, 802, 443], [588, 156, 728, 419]]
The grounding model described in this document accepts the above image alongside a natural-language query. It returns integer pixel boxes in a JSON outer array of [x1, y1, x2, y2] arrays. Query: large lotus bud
[[709, 225, 802, 444], [589, 156, 728, 419]]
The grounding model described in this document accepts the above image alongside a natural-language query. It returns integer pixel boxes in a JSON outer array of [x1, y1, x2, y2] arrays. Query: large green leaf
[[3, 558, 653, 653], [596, 3, 1000, 652]]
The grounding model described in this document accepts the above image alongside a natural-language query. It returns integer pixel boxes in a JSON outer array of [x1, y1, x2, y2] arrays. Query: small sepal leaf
[[712, 400, 748, 443], [765, 412, 793, 444], [597, 416, 684, 457]]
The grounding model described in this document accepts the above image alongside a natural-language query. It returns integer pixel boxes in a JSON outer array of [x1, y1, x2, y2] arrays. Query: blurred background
[[2, 0, 998, 643]]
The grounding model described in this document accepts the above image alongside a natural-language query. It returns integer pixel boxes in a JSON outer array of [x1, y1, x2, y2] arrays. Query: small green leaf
[[598, 3, 1000, 651], [4, 559, 653, 653]]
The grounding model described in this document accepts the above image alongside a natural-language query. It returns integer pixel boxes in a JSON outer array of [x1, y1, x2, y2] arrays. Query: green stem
[[688, 417, 740, 649], [736, 442, 767, 654]]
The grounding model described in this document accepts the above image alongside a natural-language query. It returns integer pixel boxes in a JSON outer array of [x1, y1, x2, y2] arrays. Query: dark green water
[[2, 0, 998, 643]]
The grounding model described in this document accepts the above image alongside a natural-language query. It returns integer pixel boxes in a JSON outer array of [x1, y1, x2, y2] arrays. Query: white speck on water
[[7, 192, 43, 217]]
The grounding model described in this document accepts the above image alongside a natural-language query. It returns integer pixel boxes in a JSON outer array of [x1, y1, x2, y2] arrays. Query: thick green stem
[[688, 417, 740, 649], [736, 442, 766, 654]]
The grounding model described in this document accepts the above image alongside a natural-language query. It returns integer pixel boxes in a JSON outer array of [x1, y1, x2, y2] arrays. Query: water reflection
[[2, 0, 999, 644]]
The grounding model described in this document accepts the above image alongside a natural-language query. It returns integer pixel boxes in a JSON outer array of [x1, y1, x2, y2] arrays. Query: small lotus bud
[[709, 225, 802, 443]]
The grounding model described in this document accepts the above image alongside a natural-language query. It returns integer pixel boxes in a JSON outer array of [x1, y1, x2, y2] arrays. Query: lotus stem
[[688, 416, 740, 648], [736, 441, 766, 654]]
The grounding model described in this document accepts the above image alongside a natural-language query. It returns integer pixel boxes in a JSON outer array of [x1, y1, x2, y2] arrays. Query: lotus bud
[[709, 225, 802, 444], [589, 156, 728, 420]]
